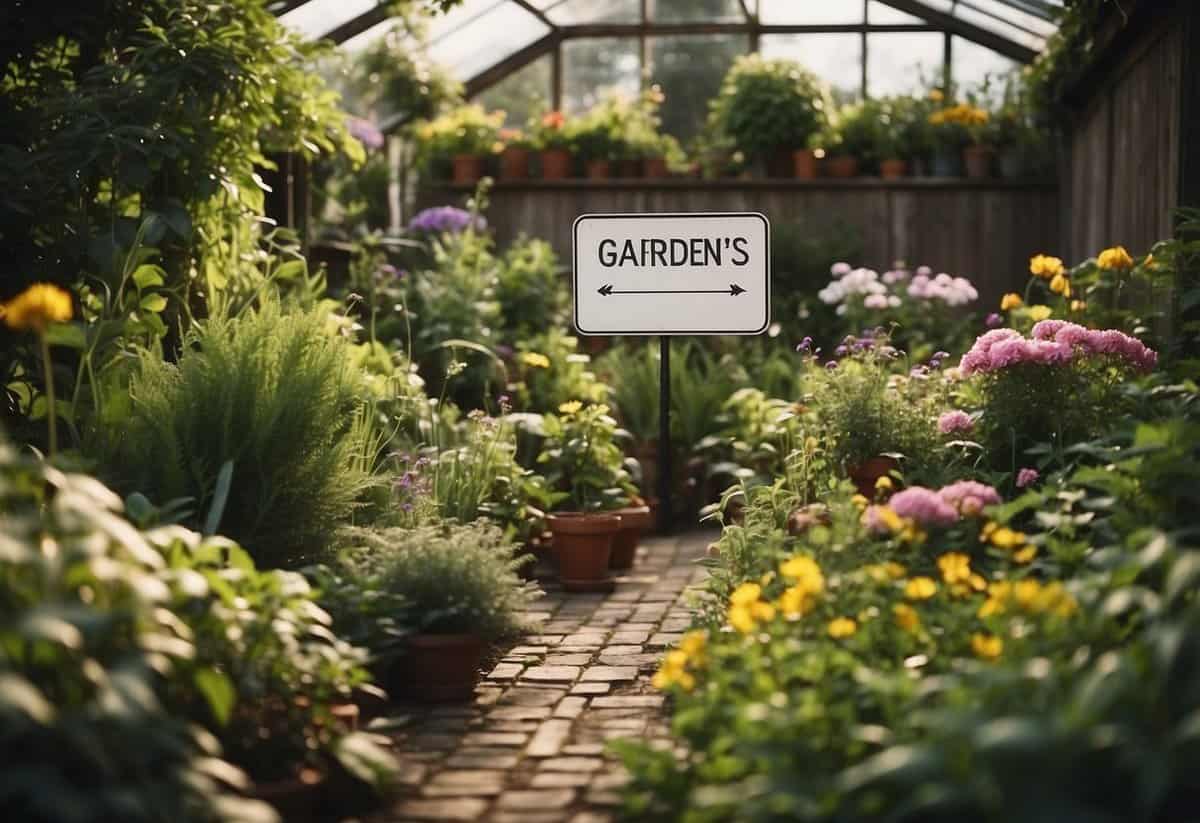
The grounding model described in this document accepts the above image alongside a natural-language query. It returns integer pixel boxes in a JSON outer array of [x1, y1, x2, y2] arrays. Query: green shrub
[[709, 55, 830, 161], [495, 236, 569, 342], [538, 402, 636, 512], [0, 441, 277, 823], [599, 342, 661, 443], [512, 329, 609, 414], [97, 298, 377, 568], [326, 522, 538, 645]]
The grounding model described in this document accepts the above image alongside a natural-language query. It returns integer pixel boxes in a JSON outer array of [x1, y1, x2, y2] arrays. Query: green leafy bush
[[0, 441, 277, 822], [96, 298, 377, 568], [708, 55, 830, 161], [538, 402, 636, 513], [324, 522, 538, 645], [494, 236, 569, 342]]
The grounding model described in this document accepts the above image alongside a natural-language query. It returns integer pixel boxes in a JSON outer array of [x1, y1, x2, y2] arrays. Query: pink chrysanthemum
[[888, 487, 960, 527], [937, 410, 974, 435], [1016, 468, 1039, 488], [938, 481, 1002, 516]]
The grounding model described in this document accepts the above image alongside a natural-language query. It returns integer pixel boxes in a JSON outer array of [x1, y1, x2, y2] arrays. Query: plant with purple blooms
[[408, 205, 487, 236]]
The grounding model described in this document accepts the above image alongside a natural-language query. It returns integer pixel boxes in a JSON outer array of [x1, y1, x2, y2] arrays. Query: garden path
[[374, 532, 711, 823]]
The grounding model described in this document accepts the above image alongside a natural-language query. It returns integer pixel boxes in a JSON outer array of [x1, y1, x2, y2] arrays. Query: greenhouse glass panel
[[427, 3, 550, 80], [759, 0, 865, 25], [951, 35, 1018, 96], [563, 38, 642, 115], [280, 0, 376, 39], [650, 35, 748, 139], [652, 0, 744, 23], [545, 0, 641, 25], [867, 1, 925, 24], [478, 55, 554, 127], [866, 32, 944, 97], [951, 3, 1046, 49], [761, 33, 863, 102]]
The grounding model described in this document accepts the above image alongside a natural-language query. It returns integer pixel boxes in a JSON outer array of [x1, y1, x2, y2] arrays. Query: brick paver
[[373, 533, 709, 823]]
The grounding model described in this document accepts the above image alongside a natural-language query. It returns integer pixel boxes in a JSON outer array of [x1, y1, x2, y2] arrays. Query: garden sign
[[572, 212, 772, 533], [572, 212, 771, 335]]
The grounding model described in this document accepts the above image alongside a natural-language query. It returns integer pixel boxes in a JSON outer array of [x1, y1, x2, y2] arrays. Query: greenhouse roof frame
[[275, 0, 1057, 125]]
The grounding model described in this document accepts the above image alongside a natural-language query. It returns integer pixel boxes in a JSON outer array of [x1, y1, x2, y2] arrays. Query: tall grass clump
[[100, 298, 377, 567]]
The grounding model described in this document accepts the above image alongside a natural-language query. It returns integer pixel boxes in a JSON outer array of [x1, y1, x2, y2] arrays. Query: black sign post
[[657, 335, 672, 535]]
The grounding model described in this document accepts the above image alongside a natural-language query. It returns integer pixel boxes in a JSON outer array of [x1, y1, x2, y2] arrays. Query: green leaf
[[334, 732, 399, 788], [204, 460, 234, 537], [139, 293, 168, 313], [132, 264, 166, 289], [0, 673, 55, 723], [43, 322, 86, 350], [194, 668, 236, 726]]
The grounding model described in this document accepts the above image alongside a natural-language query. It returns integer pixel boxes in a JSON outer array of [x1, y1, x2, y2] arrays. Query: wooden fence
[[420, 178, 1059, 311]]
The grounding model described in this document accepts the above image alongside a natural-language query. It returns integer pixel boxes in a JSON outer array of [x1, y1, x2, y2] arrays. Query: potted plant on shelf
[[538, 401, 637, 590], [319, 523, 537, 702], [823, 101, 880, 178], [498, 127, 532, 180], [928, 100, 984, 177], [531, 110, 574, 180], [877, 97, 912, 179], [413, 104, 504, 185], [573, 111, 618, 180], [709, 54, 829, 179], [962, 97, 995, 179]]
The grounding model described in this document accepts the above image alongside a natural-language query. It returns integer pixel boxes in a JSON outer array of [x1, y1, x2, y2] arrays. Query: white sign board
[[572, 212, 770, 336]]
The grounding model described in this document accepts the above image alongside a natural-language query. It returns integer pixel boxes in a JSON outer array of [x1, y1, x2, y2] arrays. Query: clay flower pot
[[963, 144, 996, 179], [394, 633, 485, 702], [451, 153, 483, 184], [793, 148, 818, 179], [547, 511, 621, 592], [642, 156, 668, 179], [540, 148, 572, 180], [826, 155, 860, 178], [880, 158, 908, 180], [847, 456, 900, 499], [609, 504, 652, 570], [585, 159, 610, 180], [499, 146, 530, 180], [617, 158, 642, 178]]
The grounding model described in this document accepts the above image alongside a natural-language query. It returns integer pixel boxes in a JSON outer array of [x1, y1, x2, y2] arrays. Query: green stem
[[40, 332, 58, 457]]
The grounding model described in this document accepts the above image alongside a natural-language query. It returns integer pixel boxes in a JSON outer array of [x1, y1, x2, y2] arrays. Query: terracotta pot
[[255, 768, 326, 823], [585, 159, 611, 180], [963, 144, 995, 179], [847, 456, 900, 499], [540, 148, 572, 180], [451, 153, 483, 184], [793, 148, 818, 179], [609, 505, 652, 570], [880, 158, 908, 180], [765, 148, 793, 178], [394, 633, 485, 702], [617, 158, 642, 178], [642, 156, 668, 179], [499, 146, 530, 180], [632, 440, 659, 501], [547, 512, 621, 592], [826, 155, 859, 178]]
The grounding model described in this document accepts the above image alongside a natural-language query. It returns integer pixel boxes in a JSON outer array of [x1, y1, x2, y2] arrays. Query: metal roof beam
[[319, 4, 392, 44], [557, 22, 938, 38], [510, 0, 556, 29], [874, 0, 1038, 61]]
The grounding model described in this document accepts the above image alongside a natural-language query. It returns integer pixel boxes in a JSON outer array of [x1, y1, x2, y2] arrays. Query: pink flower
[[1027, 339, 1074, 366], [888, 487, 959, 527], [1016, 468, 1039, 488], [937, 410, 974, 435], [1031, 319, 1067, 341], [938, 481, 1002, 515], [988, 338, 1031, 370], [831, 262, 852, 277]]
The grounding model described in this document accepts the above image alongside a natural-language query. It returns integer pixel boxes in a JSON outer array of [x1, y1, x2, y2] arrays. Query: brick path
[[374, 532, 710, 823]]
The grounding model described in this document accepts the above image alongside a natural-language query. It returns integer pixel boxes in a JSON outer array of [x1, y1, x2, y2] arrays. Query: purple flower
[[347, 116, 385, 150], [825, 360, 838, 369], [937, 410, 974, 435], [796, 336, 813, 353], [1016, 468, 1039, 488], [409, 206, 487, 235], [985, 312, 1003, 328], [835, 345, 848, 356]]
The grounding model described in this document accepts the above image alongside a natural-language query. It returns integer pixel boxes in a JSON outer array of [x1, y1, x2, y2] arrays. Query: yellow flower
[[804, 436, 819, 453], [1097, 245, 1134, 270], [557, 400, 583, 415], [937, 552, 972, 585], [2, 283, 73, 333], [971, 633, 1003, 660], [851, 494, 870, 509], [980, 521, 998, 542], [752, 601, 776, 622], [520, 351, 551, 368], [1013, 545, 1038, 564], [1070, 299, 1088, 312], [777, 584, 817, 618], [871, 506, 904, 533], [827, 617, 858, 639], [779, 555, 824, 594], [875, 475, 893, 492], [1029, 254, 1065, 280], [904, 577, 938, 600], [989, 527, 1026, 550], [730, 582, 763, 607], [864, 561, 908, 582], [679, 630, 707, 662], [929, 88, 945, 103], [1000, 293, 1023, 311], [1028, 305, 1053, 322], [728, 603, 756, 634], [892, 603, 920, 633], [1049, 273, 1071, 297], [1013, 579, 1042, 608], [968, 572, 987, 592]]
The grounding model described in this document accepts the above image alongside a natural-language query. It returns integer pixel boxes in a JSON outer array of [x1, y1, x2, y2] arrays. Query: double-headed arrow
[[597, 283, 746, 297]]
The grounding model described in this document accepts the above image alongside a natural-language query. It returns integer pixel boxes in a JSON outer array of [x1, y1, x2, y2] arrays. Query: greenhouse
[[2, 0, 1199, 821]]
